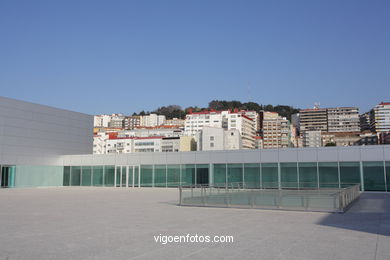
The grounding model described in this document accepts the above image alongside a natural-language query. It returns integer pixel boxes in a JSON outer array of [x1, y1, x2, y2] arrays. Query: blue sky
[[0, 0, 389, 115]]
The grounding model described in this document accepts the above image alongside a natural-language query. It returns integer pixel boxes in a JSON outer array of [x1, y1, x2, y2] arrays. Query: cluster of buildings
[[93, 102, 390, 154], [293, 102, 390, 147]]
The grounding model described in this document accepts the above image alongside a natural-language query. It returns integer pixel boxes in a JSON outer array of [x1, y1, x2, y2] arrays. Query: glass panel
[[339, 162, 360, 188], [92, 166, 104, 186], [134, 166, 139, 187], [104, 165, 115, 187], [121, 166, 127, 187], [63, 166, 70, 186], [244, 163, 260, 188], [70, 166, 81, 186], [81, 166, 92, 186], [116, 166, 121, 187], [319, 162, 339, 188], [227, 164, 243, 187], [363, 162, 385, 191], [213, 164, 226, 187], [262, 163, 278, 188], [127, 166, 133, 187], [386, 162, 390, 192], [182, 164, 195, 186], [280, 163, 298, 188], [154, 165, 166, 187], [140, 165, 153, 187], [299, 162, 318, 188], [196, 164, 209, 185], [167, 165, 180, 187]]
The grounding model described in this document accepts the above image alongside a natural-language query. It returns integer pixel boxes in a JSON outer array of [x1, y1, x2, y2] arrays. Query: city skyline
[[1, 0, 389, 114]]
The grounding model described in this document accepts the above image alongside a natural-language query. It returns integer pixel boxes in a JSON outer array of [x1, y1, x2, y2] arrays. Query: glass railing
[[179, 183, 360, 213]]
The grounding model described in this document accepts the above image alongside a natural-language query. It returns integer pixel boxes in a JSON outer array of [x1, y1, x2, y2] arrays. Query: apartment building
[[140, 114, 166, 127], [124, 116, 141, 130], [93, 115, 111, 128], [262, 112, 290, 149], [165, 118, 185, 126], [360, 112, 371, 132], [299, 108, 328, 132], [371, 102, 390, 133], [302, 131, 322, 147], [184, 109, 256, 149], [327, 107, 360, 132], [198, 127, 242, 151]]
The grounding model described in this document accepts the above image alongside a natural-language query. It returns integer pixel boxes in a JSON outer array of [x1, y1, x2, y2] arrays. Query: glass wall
[[63, 166, 70, 186], [196, 164, 209, 185], [128, 166, 133, 187], [213, 164, 226, 187], [244, 164, 260, 188], [167, 165, 180, 187], [154, 165, 167, 187], [318, 162, 339, 188], [104, 166, 115, 187], [182, 164, 195, 186], [363, 162, 386, 191], [92, 166, 104, 186], [61, 161, 389, 192], [71, 166, 81, 186], [299, 162, 318, 188], [261, 163, 278, 188], [227, 164, 243, 186], [81, 166, 92, 186], [134, 166, 139, 187], [140, 165, 153, 187], [280, 163, 298, 188], [339, 162, 360, 188]]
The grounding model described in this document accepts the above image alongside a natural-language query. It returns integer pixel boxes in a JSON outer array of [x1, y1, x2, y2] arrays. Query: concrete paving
[[0, 187, 389, 260]]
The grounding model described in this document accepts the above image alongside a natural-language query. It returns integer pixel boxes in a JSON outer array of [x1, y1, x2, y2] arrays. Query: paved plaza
[[0, 187, 389, 260]]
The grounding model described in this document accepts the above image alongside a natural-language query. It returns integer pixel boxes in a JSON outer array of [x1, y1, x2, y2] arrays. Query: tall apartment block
[[299, 108, 328, 132], [371, 102, 390, 133], [327, 107, 360, 132], [261, 112, 290, 149]]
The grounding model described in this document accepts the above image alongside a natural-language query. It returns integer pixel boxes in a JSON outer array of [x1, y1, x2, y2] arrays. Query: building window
[[210, 136, 214, 141], [210, 142, 214, 147]]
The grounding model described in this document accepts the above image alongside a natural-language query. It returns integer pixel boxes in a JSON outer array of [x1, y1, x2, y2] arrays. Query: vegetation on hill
[[132, 100, 300, 121]]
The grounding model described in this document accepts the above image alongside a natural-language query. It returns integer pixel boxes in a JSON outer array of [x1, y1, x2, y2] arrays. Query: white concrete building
[[198, 127, 241, 151], [184, 110, 256, 149], [165, 118, 185, 126], [372, 102, 390, 133], [140, 114, 166, 127], [94, 115, 111, 128], [302, 130, 322, 147], [327, 107, 360, 132]]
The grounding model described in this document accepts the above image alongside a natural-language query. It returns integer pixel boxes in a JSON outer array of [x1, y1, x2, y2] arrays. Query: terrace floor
[[0, 187, 389, 260]]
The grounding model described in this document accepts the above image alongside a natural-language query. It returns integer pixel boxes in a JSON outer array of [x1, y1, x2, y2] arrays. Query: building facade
[[327, 107, 360, 132], [262, 112, 290, 149], [372, 102, 390, 133]]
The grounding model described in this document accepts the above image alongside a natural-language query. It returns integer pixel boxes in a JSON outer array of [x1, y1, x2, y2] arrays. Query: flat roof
[[0, 188, 388, 259]]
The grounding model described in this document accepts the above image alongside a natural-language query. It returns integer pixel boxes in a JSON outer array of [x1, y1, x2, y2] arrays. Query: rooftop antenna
[[314, 102, 320, 109]]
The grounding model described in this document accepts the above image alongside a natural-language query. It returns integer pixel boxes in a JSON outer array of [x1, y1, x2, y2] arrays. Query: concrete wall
[[61, 145, 390, 166], [0, 96, 93, 165]]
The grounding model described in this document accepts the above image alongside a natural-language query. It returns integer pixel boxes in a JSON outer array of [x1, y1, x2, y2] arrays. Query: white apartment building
[[262, 112, 290, 149], [165, 118, 185, 126], [372, 102, 390, 133], [184, 110, 256, 149], [302, 130, 322, 147], [140, 114, 166, 127], [198, 127, 241, 151], [93, 115, 111, 128], [109, 114, 125, 128], [122, 127, 183, 138], [327, 107, 360, 132]]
